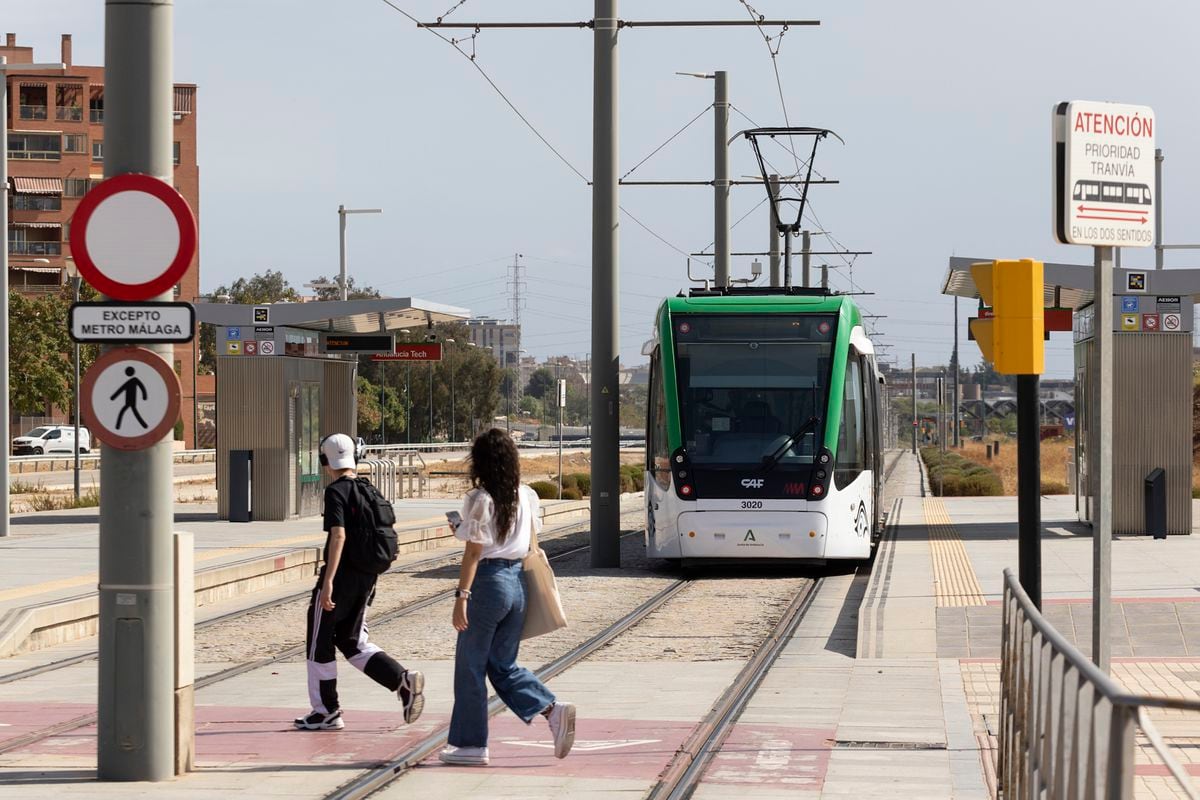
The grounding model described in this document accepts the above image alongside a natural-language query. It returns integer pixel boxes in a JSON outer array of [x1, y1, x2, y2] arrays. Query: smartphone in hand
[[446, 510, 463, 531]]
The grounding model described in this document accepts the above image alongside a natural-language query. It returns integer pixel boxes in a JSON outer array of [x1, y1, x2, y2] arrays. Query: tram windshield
[[672, 314, 835, 466]]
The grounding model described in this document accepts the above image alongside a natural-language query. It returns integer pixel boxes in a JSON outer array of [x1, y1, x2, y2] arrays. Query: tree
[[9, 287, 99, 418], [619, 384, 648, 428], [198, 270, 301, 372], [308, 275, 381, 301], [525, 367, 556, 401]]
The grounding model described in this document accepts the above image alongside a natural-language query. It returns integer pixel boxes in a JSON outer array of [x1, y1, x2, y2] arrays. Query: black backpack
[[343, 477, 399, 575]]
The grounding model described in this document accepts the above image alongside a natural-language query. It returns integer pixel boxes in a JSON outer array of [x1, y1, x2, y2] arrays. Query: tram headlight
[[811, 484, 824, 497], [680, 484, 694, 497], [815, 469, 827, 481]]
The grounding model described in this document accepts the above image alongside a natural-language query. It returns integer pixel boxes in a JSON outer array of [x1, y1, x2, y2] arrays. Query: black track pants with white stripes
[[305, 568, 407, 715]]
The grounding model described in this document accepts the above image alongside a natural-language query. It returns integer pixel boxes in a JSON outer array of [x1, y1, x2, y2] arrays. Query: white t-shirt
[[454, 485, 542, 560]]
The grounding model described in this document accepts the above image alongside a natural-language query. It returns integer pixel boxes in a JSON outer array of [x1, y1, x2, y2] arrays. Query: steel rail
[[0, 523, 642, 757], [646, 577, 825, 800], [0, 511, 621, 686], [322, 577, 691, 800]]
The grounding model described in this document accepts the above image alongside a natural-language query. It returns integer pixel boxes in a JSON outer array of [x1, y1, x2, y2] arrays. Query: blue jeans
[[448, 559, 556, 748]]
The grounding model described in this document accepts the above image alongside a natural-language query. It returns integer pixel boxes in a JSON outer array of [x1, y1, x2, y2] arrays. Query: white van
[[12, 426, 91, 455]]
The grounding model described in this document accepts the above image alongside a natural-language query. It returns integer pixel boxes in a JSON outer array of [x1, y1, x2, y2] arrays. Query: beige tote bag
[[521, 513, 568, 640]]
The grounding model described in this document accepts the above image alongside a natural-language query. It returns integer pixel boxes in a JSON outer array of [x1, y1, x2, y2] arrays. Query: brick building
[[3, 33, 202, 446]]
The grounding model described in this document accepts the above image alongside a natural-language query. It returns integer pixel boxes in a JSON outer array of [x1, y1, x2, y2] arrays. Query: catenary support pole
[[1017, 373, 1042, 609], [713, 70, 729, 288], [591, 0, 621, 567], [820, 264, 828, 290], [1155, 148, 1164, 269], [338, 205, 347, 301], [1092, 245, 1114, 671], [952, 296, 960, 447], [911, 354, 917, 454], [1, 59, 8, 537], [99, 0, 177, 780], [768, 174, 780, 287], [801, 230, 811, 288]]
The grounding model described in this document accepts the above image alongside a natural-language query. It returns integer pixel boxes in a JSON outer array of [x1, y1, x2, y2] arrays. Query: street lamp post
[[1, 56, 65, 537], [445, 339, 456, 442], [65, 265, 81, 501], [337, 205, 382, 301]]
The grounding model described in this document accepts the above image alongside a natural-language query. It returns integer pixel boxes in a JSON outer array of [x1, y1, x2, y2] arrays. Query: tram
[[643, 287, 885, 563]]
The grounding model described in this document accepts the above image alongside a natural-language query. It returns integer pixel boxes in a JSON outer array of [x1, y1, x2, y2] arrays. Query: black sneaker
[[294, 709, 344, 730], [397, 670, 425, 724]]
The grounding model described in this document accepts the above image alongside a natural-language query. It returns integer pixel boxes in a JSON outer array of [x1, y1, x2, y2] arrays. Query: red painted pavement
[[0, 703, 94, 750]]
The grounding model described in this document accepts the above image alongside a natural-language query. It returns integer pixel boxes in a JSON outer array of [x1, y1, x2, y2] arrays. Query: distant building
[[465, 317, 520, 369], [3, 33, 201, 444]]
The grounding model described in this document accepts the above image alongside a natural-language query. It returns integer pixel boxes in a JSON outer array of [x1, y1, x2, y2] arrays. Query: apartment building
[[464, 316, 520, 369], [3, 33, 202, 445]]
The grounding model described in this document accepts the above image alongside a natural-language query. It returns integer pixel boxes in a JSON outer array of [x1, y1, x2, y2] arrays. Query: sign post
[[1055, 100, 1155, 673]]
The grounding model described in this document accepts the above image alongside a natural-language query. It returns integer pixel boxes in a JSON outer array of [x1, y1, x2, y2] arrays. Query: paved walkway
[[6, 450, 1200, 797]]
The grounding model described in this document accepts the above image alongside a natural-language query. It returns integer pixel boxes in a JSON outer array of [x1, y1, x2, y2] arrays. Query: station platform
[[3, 452, 1200, 798]]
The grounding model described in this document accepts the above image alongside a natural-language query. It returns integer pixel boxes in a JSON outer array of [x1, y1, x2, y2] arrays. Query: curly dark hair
[[468, 428, 521, 544]]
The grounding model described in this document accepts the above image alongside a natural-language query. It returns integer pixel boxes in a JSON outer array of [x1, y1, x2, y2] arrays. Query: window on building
[[92, 141, 104, 162], [7, 133, 61, 161], [12, 194, 62, 212], [18, 85, 48, 120], [89, 92, 104, 123], [173, 141, 181, 165], [56, 85, 83, 121], [62, 134, 87, 154], [64, 178, 88, 198]]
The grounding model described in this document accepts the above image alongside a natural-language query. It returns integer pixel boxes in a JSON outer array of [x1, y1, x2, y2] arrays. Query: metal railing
[[9, 448, 215, 474], [89, 108, 104, 123], [357, 452, 427, 499], [18, 104, 48, 120], [56, 106, 83, 121], [999, 568, 1200, 799], [8, 241, 62, 256]]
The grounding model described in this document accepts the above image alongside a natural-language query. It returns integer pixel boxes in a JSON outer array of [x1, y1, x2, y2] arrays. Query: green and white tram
[[644, 288, 885, 563]]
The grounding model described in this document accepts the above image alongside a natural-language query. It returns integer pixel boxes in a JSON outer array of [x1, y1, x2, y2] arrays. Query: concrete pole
[[953, 296, 961, 447], [590, 0, 621, 567], [1092, 245, 1114, 673], [768, 174, 780, 287], [820, 265, 828, 290], [99, 0, 177, 780], [911, 354, 917, 454], [801, 230, 811, 288], [337, 205, 347, 301], [713, 71, 729, 288], [1155, 148, 1164, 269]]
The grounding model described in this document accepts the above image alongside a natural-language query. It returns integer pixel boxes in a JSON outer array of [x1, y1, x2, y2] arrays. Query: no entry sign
[[69, 173, 198, 301], [82, 347, 182, 451]]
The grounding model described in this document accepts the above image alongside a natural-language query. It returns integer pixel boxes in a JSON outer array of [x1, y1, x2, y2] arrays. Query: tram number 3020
[[740, 500, 764, 509]]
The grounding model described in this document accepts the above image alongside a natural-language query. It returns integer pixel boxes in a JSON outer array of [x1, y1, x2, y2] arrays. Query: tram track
[[0, 511, 613, 687], [322, 578, 693, 800], [645, 575, 826, 800], [0, 516, 644, 758]]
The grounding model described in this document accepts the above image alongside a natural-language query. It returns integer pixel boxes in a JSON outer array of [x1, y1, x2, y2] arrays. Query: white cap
[[321, 433, 356, 470]]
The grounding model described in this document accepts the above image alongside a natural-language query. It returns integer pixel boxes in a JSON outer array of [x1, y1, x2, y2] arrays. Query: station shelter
[[194, 298, 467, 521], [942, 257, 1198, 535]]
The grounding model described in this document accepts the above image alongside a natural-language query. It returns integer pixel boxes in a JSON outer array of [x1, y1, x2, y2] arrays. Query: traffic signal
[[968, 259, 1044, 375]]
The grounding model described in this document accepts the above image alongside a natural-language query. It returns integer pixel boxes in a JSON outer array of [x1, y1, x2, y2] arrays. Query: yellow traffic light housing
[[969, 259, 1044, 375]]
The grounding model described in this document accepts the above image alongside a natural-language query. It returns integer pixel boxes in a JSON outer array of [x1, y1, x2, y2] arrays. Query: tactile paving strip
[[926, 497, 986, 607]]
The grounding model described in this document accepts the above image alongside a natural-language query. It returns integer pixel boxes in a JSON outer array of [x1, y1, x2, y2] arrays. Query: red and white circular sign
[[82, 347, 181, 451], [69, 173, 197, 301]]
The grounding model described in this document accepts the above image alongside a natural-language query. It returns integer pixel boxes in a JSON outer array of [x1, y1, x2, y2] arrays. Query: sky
[[10, 1, 1200, 378]]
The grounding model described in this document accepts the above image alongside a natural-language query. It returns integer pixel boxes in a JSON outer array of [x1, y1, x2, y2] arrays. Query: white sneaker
[[293, 709, 344, 730], [397, 670, 425, 724], [439, 745, 489, 766], [547, 702, 576, 758]]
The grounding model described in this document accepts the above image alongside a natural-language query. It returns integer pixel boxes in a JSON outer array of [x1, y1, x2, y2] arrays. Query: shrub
[[560, 474, 579, 492], [529, 480, 558, 500], [569, 472, 591, 496], [956, 474, 1004, 496], [619, 464, 644, 493], [174, 419, 185, 441], [1040, 480, 1070, 495], [561, 487, 582, 501]]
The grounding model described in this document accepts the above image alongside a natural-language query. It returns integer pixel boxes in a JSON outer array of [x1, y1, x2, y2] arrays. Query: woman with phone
[[439, 428, 576, 767]]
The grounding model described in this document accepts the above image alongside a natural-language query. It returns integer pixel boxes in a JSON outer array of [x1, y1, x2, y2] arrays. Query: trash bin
[[229, 449, 253, 523], [1145, 467, 1166, 539]]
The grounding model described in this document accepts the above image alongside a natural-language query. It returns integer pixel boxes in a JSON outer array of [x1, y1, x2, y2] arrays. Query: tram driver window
[[835, 357, 866, 489]]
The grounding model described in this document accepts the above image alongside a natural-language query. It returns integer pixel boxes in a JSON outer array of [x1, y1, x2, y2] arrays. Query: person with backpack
[[294, 433, 425, 731], [438, 428, 575, 766]]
